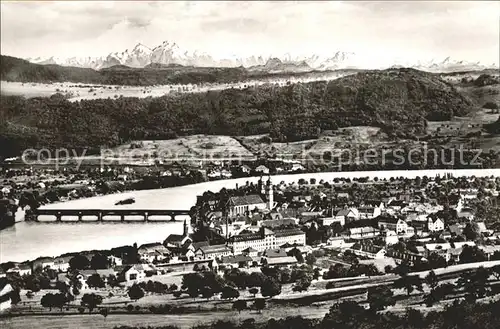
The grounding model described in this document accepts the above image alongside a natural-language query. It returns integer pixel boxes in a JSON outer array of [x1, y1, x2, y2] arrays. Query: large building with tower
[[226, 176, 274, 217]]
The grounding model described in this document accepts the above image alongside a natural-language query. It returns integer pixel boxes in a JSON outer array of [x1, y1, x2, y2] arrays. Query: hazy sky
[[1, 1, 499, 64]]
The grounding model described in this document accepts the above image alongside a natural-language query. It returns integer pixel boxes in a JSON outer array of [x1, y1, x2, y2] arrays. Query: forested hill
[[0, 68, 472, 157], [0, 55, 340, 86]]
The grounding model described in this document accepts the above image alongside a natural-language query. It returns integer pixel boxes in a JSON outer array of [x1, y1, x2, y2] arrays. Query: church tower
[[259, 175, 265, 195], [183, 219, 188, 237], [266, 176, 274, 210]]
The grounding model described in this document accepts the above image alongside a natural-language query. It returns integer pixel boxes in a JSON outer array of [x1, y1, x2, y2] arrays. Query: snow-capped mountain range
[[26, 41, 499, 73]]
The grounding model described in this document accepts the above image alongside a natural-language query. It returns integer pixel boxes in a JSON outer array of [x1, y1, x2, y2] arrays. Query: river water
[[1, 169, 498, 263]]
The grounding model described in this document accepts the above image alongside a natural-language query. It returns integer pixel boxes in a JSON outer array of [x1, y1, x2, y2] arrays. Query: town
[[2, 172, 500, 328]]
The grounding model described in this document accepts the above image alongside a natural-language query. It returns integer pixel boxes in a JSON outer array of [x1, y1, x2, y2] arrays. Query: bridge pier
[[170, 214, 176, 222], [144, 212, 149, 222], [120, 215, 125, 222], [55, 214, 62, 222]]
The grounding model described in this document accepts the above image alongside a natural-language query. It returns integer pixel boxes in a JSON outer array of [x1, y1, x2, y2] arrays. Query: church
[[226, 176, 274, 217]]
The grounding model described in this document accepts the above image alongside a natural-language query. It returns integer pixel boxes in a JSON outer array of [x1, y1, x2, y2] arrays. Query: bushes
[[483, 102, 499, 110]]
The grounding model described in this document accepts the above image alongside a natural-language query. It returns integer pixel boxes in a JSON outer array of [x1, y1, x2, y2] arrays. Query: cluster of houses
[[194, 175, 500, 267]]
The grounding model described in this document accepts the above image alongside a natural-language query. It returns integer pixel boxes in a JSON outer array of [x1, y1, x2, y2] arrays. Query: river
[[1, 169, 499, 263]]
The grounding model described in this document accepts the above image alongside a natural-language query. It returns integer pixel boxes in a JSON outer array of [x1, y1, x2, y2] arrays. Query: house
[[476, 222, 492, 235], [227, 195, 267, 217], [347, 226, 380, 239], [336, 193, 350, 200], [240, 165, 251, 174], [290, 163, 305, 172], [255, 165, 270, 174], [195, 244, 233, 260], [121, 264, 157, 283], [317, 217, 345, 227], [428, 217, 445, 232], [241, 247, 259, 257], [79, 269, 116, 282], [357, 206, 381, 219], [262, 248, 289, 259], [108, 255, 123, 267], [58, 272, 88, 290], [478, 245, 500, 260], [138, 243, 171, 263], [384, 230, 399, 246], [350, 243, 386, 259], [228, 227, 306, 255], [220, 255, 253, 269], [334, 208, 359, 224], [53, 256, 72, 272], [457, 208, 475, 220], [7, 264, 32, 276], [264, 256, 298, 267], [0, 278, 14, 311], [378, 217, 408, 234], [326, 236, 347, 248], [220, 169, 232, 179]]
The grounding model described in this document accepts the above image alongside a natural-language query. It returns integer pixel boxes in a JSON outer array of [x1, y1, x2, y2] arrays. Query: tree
[[81, 293, 103, 314], [313, 267, 321, 280], [456, 267, 491, 302], [90, 253, 109, 270], [321, 301, 366, 328], [52, 293, 68, 311], [87, 274, 105, 288], [249, 287, 259, 297], [394, 275, 424, 296], [293, 277, 312, 292], [425, 282, 456, 307], [260, 277, 281, 297], [323, 264, 348, 279], [41, 293, 54, 311], [463, 222, 481, 241], [99, 308, 109, 320], [305, 253, 317, 266], [128, 284, 145, 301], [221, 286, 240, 300], [254, 298, 266, 313], [288, 248, 304, 263], [201, 286, 214, 300], [367, 286, 395, 312], [69, 255, 90, 270], [232, 300, 247, 313], [393, 261, 411, 277], [425, 270, 439, 290], [459, 245, 487, 264], [428, 252, 447, 269]]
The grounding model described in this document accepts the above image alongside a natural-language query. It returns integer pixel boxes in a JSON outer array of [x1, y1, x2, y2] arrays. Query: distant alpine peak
[[132, 43, 151, 52], [24, 41, 499, 73]]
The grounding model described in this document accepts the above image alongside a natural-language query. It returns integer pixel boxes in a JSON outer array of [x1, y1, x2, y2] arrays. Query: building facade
[[228, 227, 306, 255]]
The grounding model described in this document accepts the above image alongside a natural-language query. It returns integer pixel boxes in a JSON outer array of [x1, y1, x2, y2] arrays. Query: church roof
[[229, 195, 265, 206]]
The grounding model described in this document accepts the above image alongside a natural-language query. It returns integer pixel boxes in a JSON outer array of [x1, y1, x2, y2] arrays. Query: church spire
[[183, 219, 188, 237]]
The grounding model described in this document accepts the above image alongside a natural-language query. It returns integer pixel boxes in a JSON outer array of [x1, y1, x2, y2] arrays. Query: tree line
[[1, 68, 472, 158]]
